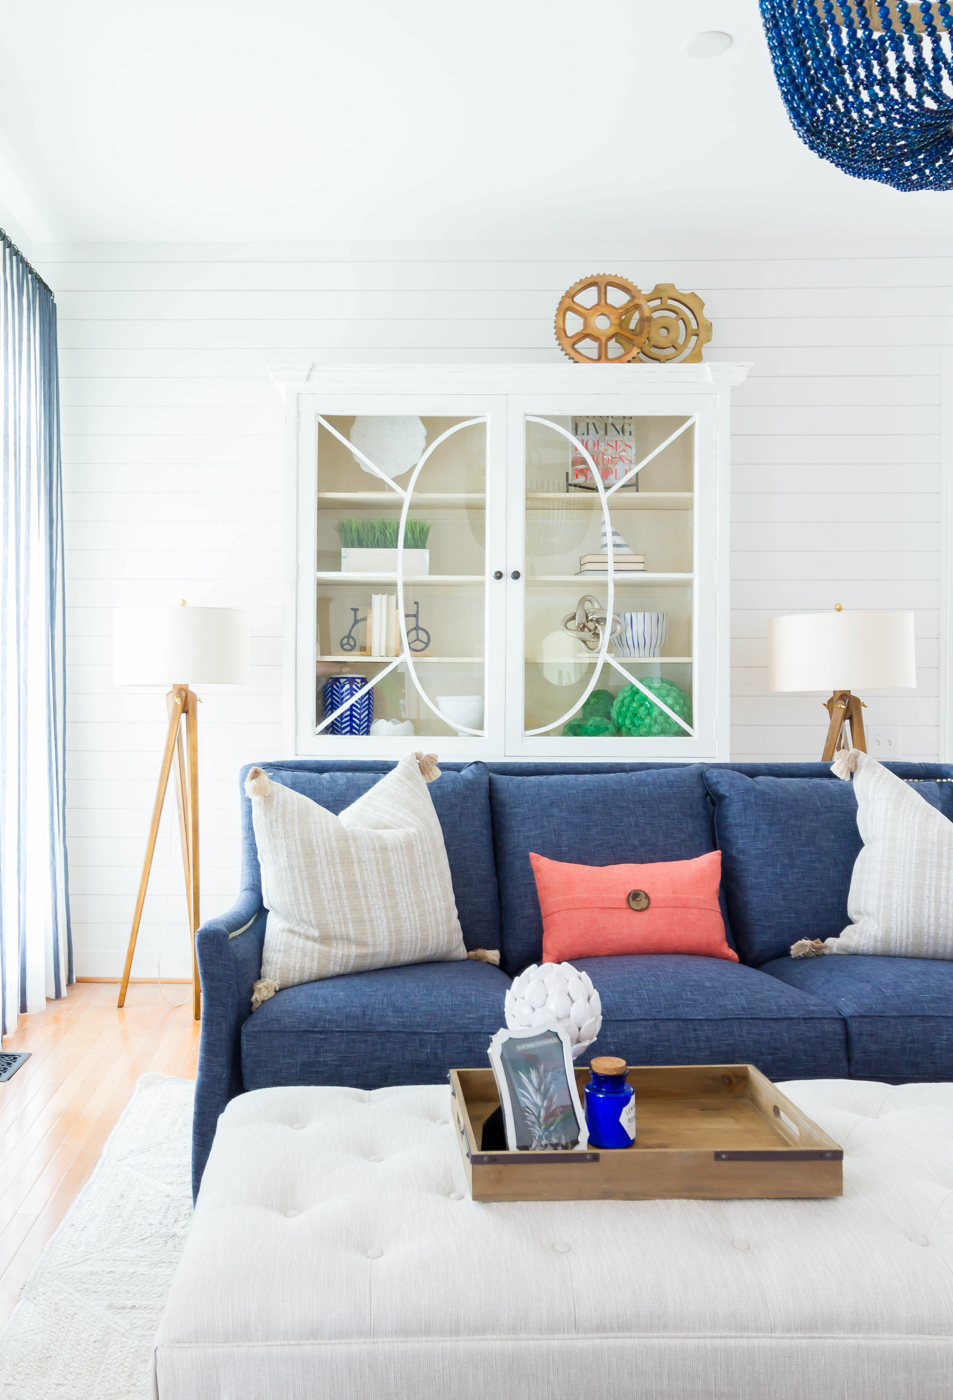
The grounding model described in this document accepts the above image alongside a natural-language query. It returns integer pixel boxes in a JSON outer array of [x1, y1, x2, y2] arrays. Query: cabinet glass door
[[310, 409, 498, 750], [515, 407, 701, 754]]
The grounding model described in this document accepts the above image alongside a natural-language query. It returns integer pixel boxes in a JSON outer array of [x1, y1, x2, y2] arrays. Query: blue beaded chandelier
[[759, 0, 953, 190]]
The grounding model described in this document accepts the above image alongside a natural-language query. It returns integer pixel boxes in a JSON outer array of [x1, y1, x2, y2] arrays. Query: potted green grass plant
[[337, 519, 432, 576]]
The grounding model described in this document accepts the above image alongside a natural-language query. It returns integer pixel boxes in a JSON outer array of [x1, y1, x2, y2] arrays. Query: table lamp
[[114, 602, 249, 1019], [769, 605, 916, 760]]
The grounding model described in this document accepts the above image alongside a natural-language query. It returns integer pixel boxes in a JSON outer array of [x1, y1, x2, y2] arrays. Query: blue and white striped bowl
[[614, 612, 668, 658]]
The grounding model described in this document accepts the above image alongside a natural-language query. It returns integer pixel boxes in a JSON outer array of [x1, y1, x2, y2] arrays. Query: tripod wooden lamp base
[[114, 604, 249, 1022], [118, 684, 201, 1018], [769, 606, 916, 762], [821, 690, 867, 762]]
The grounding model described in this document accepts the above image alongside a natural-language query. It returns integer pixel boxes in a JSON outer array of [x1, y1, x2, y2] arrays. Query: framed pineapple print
[[487, 1025, 588, 1152]]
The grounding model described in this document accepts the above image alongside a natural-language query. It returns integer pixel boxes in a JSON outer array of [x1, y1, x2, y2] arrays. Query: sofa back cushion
[[704, 768, 953, 966], [490, 765, 717, 974], [240, 761, 500, 954]]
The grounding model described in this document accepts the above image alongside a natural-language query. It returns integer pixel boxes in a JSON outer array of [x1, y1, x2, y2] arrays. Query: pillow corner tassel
[[251, 978, 280, 1009], [415, 751, 441, 783], [831, 748, 859, 781], [244, 766, 271, 799], [467, 948, 501, 965], [790, 938, 828, 959]]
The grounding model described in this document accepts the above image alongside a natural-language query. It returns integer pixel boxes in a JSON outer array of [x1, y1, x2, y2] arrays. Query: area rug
[[0, 1073, 194, 1400]]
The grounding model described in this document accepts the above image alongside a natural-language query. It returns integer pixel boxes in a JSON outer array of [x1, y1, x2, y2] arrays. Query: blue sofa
[[192, 759, 953, 1196]]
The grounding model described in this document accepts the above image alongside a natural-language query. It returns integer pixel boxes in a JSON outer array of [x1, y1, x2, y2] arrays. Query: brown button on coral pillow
[[529, 850, 737, 963]]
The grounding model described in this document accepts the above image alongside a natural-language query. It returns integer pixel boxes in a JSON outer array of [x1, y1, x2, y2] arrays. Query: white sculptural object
[[349, 415, 427, 480], [504, 961, 602, 1060]]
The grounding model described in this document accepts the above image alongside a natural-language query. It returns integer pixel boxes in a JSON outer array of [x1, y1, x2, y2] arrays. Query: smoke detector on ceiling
[[684, 31, 734, 59]]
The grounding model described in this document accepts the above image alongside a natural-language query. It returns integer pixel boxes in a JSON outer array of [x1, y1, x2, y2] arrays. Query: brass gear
[[631, 284, 712, 364], [554, 274, 651, 364]]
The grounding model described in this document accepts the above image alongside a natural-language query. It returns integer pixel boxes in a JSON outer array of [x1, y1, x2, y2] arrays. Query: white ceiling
[[1, 0, 952, 246]]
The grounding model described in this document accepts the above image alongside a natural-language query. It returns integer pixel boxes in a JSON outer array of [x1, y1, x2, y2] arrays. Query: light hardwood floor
[[0, 983, 200, 1327]]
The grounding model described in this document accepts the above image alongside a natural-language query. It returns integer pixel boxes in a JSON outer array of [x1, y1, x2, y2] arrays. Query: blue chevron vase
[[322, 674, 374, 736]]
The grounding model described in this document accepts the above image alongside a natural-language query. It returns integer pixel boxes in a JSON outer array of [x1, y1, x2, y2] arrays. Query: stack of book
[[577, 553, 645, 575], [367, 594, 401, 656]]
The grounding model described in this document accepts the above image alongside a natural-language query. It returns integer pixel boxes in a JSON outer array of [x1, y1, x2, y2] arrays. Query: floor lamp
[[114, 603, 249, 1019], [769, 606, 916, 760]]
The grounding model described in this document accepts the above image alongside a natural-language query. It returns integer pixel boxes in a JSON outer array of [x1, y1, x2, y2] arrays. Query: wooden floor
[[0, 982, 200, 1327]]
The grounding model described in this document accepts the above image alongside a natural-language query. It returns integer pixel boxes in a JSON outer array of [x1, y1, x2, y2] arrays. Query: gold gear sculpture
[[554, 274, 651, 363], [633, 284, 712, 364]]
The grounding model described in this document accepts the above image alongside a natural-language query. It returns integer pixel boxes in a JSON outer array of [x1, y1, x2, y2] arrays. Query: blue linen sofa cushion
[[240, 760, 500, 954], [569, 954, 848, 1079], [703, 769, 860, 967], [762, 953, 953, 1082], [240, 960, 511, 1090], [704, 769, 953, 968], [490, 764, 718, 974]]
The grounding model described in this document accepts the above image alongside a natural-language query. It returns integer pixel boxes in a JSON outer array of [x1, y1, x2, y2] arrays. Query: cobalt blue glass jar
[[584, 1056, 635, 1149]]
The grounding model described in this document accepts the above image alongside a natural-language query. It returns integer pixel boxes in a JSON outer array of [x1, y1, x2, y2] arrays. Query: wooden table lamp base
[[821, 690, 867, 762], [118, 685, 201, 1020]]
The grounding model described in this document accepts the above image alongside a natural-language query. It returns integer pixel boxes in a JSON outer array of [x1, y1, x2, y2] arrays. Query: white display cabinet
[[283, 364, 749, 761]]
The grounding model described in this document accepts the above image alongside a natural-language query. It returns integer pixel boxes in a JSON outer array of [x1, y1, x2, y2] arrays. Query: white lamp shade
[[769, 610, 916, 693], [114, 606, 250, 686]]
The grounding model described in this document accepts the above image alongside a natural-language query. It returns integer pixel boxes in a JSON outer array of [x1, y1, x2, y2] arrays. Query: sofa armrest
[[192, 891, 266, 1200]]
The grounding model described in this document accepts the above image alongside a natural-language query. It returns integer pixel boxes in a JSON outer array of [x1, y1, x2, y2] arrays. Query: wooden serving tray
[[449, 1064, 843, 1202]]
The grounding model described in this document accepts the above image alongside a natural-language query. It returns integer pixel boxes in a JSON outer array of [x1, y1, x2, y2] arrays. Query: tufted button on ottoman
[[155, 1081, 953, 1400]]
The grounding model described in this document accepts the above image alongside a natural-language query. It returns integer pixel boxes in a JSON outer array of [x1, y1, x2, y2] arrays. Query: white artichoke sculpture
[[504, 962, 602, 1060]]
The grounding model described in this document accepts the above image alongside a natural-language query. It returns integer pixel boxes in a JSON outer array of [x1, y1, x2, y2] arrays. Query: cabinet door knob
[[510, 570, 521, 580], [493, 570, 504, 580]]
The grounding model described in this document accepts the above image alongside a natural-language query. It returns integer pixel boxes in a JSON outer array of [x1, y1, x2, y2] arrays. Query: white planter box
[[340, 548, 429, 576]]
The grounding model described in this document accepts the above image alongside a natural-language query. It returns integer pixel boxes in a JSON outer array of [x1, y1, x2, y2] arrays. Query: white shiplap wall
[[42, 241, 945, 978]]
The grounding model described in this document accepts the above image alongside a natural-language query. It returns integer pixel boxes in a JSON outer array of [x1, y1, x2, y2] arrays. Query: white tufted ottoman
[[155, 1081, 953, 1400]]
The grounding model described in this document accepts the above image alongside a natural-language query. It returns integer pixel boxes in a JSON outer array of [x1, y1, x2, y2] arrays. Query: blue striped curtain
[[0, 231, 71, 1038]]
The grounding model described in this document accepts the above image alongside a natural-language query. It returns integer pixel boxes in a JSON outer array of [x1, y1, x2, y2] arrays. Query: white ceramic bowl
[[436, 694, 484, 733], [369, 717, 415, 737]]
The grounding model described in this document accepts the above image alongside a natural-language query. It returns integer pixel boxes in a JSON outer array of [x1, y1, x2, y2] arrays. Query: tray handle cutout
[[773, 1103, 801, 1138]]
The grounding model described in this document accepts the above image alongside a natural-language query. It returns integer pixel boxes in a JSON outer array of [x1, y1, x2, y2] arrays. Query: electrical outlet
[[867, 727, 902, 759]]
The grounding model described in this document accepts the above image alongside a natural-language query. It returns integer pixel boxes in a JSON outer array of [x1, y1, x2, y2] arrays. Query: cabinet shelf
[[319, 491, 690, 511], [316, 572, 483, 584], [525, 492, 692, 511], [317, 572, 692, 585], [318, 492, 485, 507], [528, 573, 694, 585], [318, 654, 483, 664], [320, 652, 691, 665], [525, 655, 693, 664]]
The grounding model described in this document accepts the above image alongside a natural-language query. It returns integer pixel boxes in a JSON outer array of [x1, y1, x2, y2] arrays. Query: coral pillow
[[529, 850, 737, 963]]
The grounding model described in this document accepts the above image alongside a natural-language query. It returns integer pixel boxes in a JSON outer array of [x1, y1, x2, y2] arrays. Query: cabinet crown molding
[[277, 362, 751, 401]]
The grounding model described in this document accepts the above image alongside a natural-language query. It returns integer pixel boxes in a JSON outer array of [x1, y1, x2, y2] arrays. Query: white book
[[386, 594, 397, 656], [371, 594, 383, 656]]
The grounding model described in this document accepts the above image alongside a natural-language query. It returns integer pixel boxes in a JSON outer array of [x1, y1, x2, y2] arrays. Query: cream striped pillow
[[820, 749, 953, 959], [245, 753, 466, 1004]]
